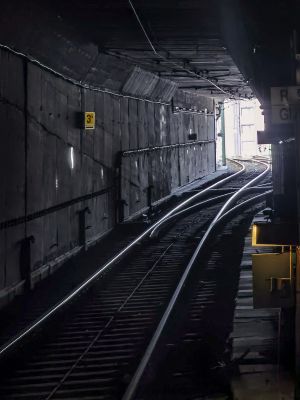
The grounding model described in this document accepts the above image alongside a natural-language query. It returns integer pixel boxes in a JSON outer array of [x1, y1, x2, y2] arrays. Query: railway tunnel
[[0, 0, 299, 399]]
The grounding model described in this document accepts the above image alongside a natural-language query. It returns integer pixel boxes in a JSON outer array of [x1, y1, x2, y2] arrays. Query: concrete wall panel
[[0, 51, 24, 110], [121, 157, 130, 220], [0, 104, 7, 223], [0, 231, 5, 290], [43, 212, 58, 263], [43, 133, 57, 208], [70, 204, 80, 248], [138, 101, 147, 149], [28, 217, 44, 271], [103, 94, 113, 169], [94, 91, 105, 162], [129, 99, 138, 150], [147, 102, 155, 147], [120, 98, 129, 151], [56, 139, 71, 204], [5, 108, 25, 220], [112, 96, 121, 159], [67, 85, 82, 149], [5, 224, 25, 287], [27, 120, 44, 214], [0, 46, 216, 303]]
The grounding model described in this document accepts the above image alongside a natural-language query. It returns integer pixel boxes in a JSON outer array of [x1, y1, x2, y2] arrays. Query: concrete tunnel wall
[[0, 47, 216, 307]]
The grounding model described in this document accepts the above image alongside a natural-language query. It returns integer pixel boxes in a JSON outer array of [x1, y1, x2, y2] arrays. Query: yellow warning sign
[[84, 112, 95, 130]]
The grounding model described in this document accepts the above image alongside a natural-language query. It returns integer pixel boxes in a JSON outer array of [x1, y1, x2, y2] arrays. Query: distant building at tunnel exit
[[223, 99, 268, 159]]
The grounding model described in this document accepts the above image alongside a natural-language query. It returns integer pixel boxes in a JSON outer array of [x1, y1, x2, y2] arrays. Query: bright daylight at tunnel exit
[[0, 1, 299, 399]]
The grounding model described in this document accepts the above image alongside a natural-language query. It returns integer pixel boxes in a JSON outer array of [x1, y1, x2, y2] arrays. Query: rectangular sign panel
[[271, 105, 298, 124], [84, 112, 96, 130], [271, 86, 300, 105]]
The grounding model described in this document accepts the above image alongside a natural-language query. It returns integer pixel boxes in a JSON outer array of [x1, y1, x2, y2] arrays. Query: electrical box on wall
[[188, 133, 197, 141]]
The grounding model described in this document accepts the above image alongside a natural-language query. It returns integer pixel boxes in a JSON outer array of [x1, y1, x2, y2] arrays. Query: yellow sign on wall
[[84, 112, 95, 130]]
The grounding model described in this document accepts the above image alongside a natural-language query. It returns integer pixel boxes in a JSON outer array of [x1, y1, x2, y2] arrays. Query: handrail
[[0, 160, 244, 357], [121, 160, 270, 400], [121, 139, 215, 156]]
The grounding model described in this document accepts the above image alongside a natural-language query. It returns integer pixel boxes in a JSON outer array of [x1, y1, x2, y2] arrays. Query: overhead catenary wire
[[128, 0, 157, 54]]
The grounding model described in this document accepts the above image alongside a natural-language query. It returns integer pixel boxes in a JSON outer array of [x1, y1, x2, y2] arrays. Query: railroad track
[[131, 210, 263, 400], [0, 159, 272, 399]]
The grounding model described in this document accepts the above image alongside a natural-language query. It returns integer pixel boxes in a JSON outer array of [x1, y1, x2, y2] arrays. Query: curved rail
[[149, 192, 235, 238], [122, 160, 270, 400], [150, 186, 272, 238], [217, 190, 273, 224], [0, 160, 245, 357]]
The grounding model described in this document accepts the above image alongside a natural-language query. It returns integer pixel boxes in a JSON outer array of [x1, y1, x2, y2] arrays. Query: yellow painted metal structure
[[252, 222, 298, 247], [252, 251, 294, 308]]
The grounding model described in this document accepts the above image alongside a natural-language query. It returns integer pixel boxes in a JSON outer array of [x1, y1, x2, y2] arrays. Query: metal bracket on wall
[[77, 207, 91, 250], [19, 235, 35, 291]]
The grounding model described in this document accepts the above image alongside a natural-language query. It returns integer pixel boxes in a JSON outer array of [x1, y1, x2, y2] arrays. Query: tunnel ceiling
[[55, 0, 252, 98], [0, 0, 297, 102]]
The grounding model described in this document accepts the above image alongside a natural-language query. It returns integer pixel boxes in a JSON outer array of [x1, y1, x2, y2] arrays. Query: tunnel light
[[100, 166, 104, 180], [55, 176, 59, 190], [135, 191, 140, 203], [70, 147, 74, 169], [278, 138, 295, 145]]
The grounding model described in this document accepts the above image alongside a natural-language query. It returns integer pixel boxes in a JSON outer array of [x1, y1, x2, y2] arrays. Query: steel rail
[[0, 160, 245, 357], [214, 161, 270, 222], [257, 182, 272, 187], [216, 190, 273, 224], [150, 179, 271, 238], [122, 160, 270, 400], [149, 192, 235, 239]]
